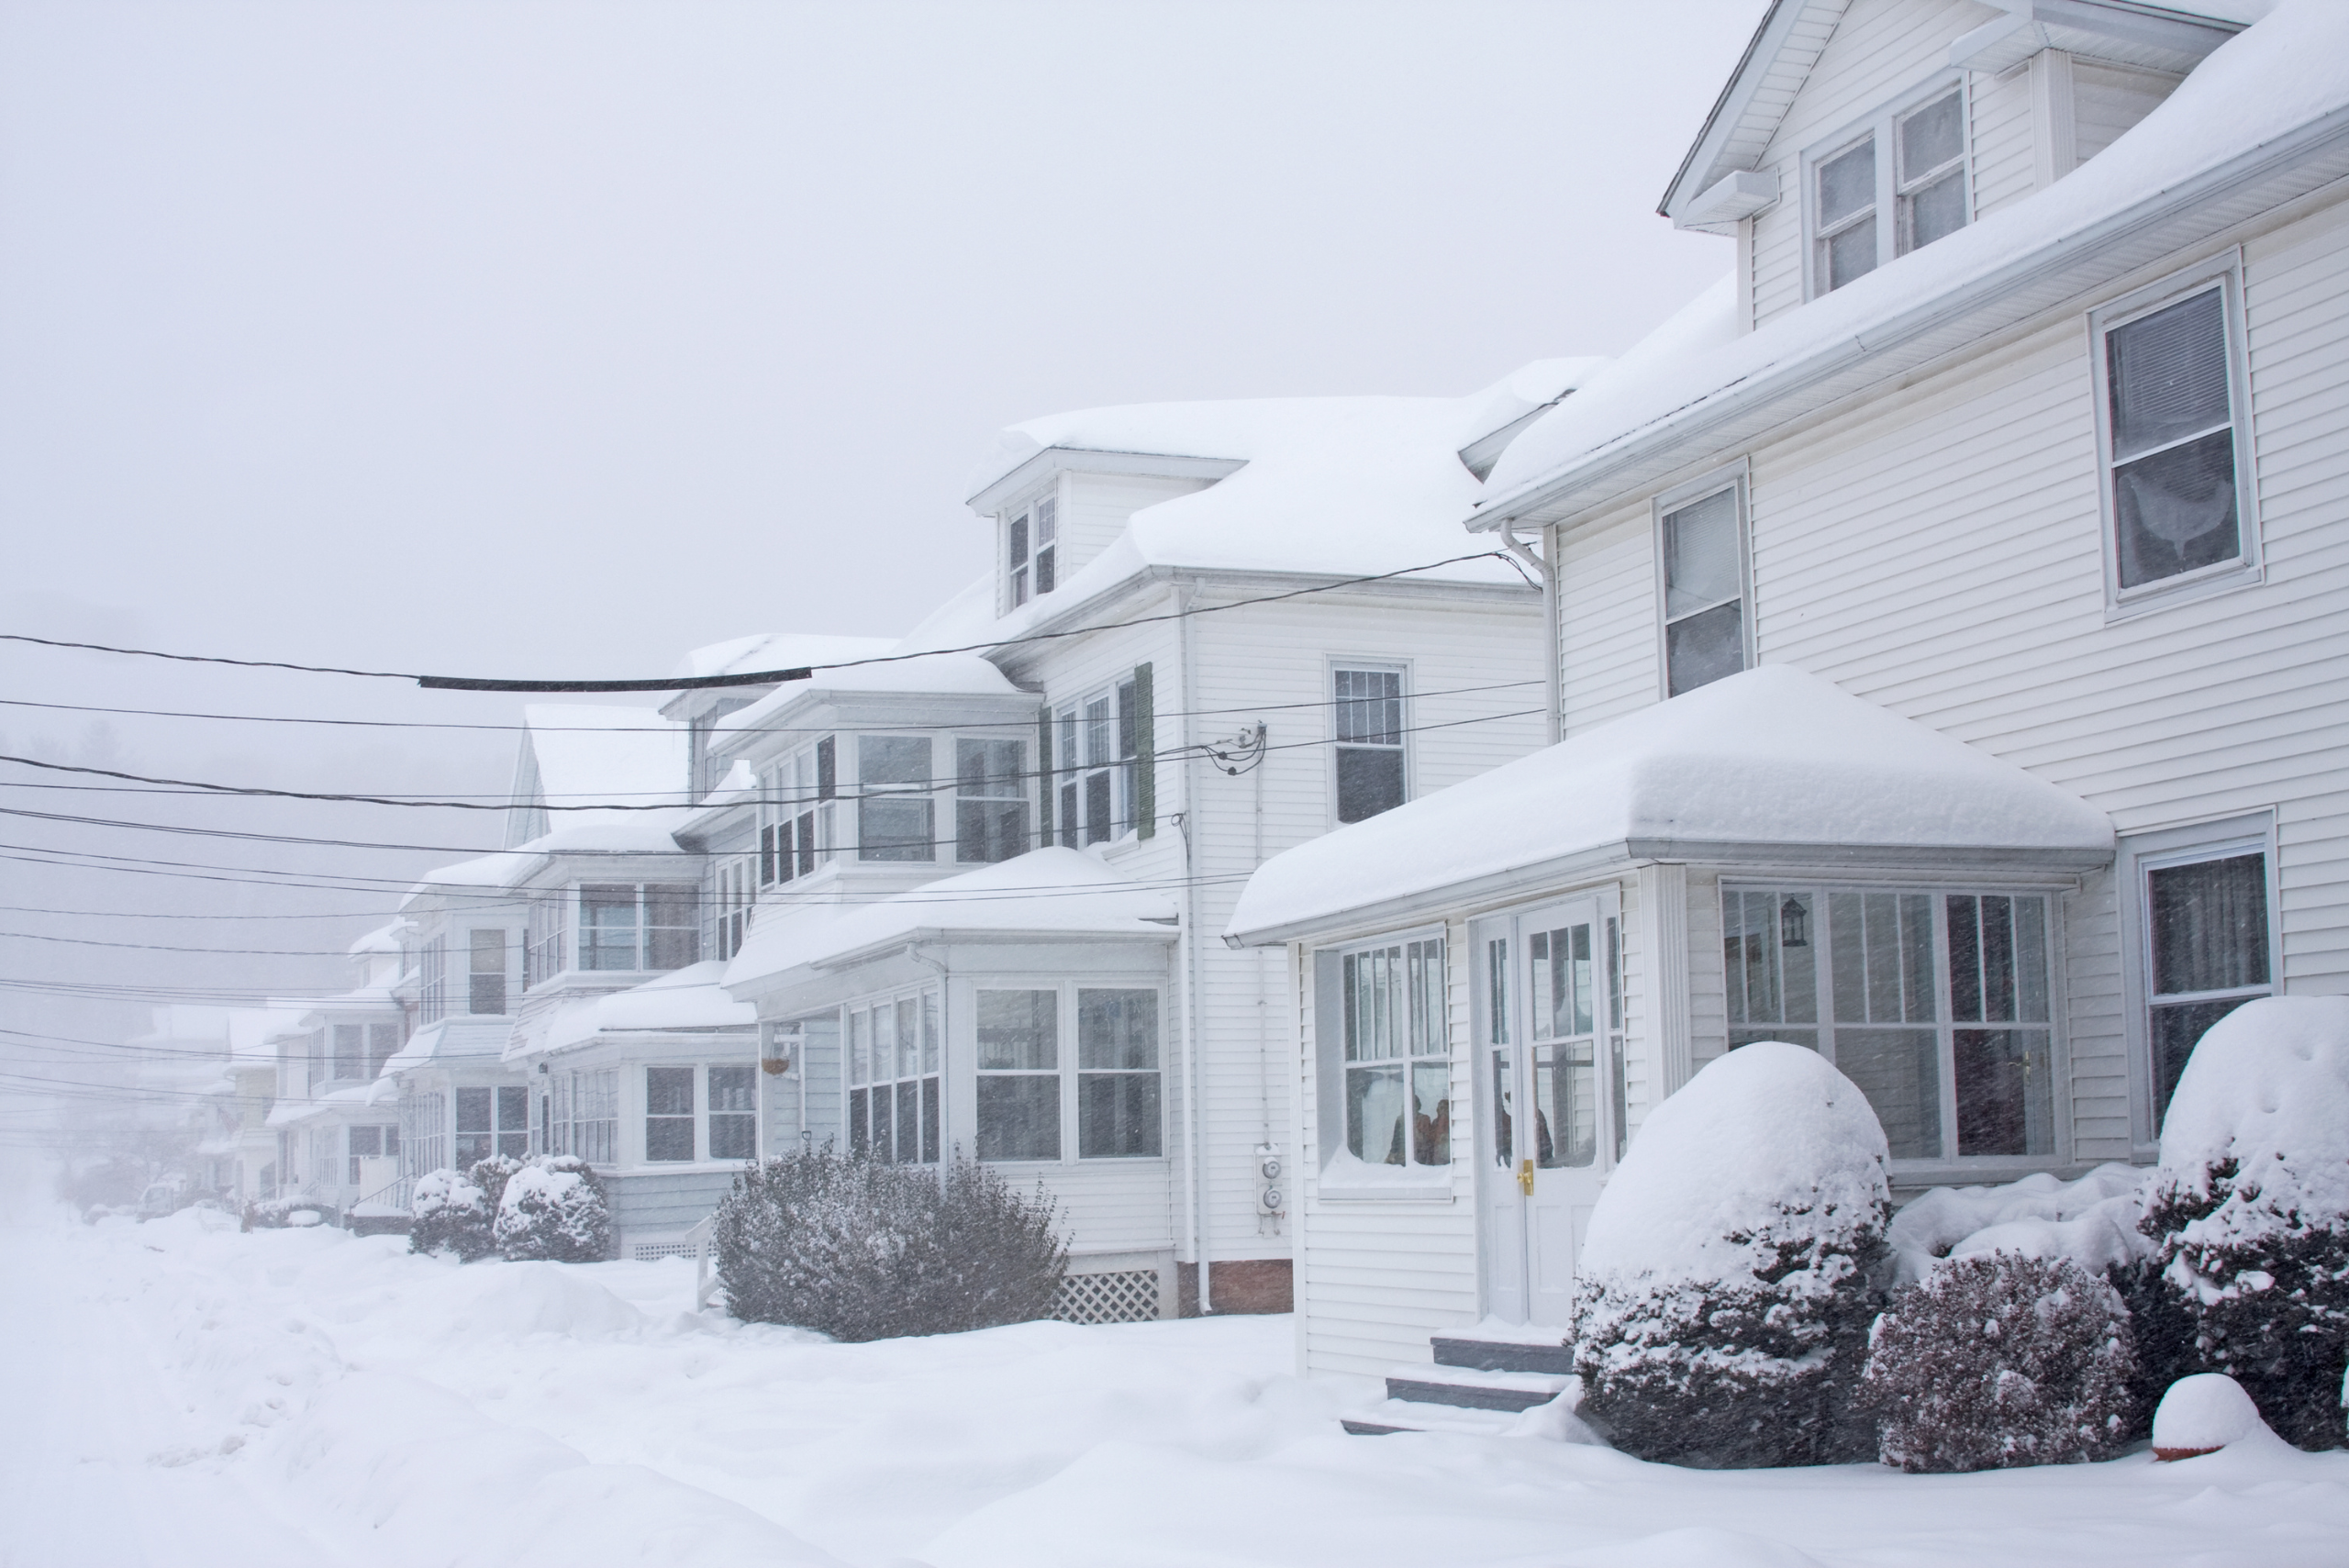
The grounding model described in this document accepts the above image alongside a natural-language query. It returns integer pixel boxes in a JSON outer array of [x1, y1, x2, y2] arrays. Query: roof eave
[[964, 446, 1249, 515]]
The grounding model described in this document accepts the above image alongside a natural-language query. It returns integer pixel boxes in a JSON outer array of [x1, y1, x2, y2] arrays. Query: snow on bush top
[[411, 1168, 485, 1217], [498, 1162, 585, 1215], [2155, 996, 2349, 1228], [1580, 1041, 1888, 1284], [1886, 1164, 2154, 1284]]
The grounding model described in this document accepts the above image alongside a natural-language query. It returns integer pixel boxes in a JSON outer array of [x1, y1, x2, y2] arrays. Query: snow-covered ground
[[6, 1210, 2346, 1568]]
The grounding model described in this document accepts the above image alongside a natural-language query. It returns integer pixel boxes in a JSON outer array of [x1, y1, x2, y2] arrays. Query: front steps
[[1341, 1329, 1575, 1436]]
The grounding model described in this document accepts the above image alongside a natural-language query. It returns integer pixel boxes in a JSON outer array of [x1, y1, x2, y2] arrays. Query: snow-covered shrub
[[242, 1196, 328, 1231], [1569, 1041, 1892, 1467], [2141, 996, 2349, 1451], [713, 1150, 1067, 1340], [466, 1153, 524, 1215], [1859, 1251, 2137, 1473], [494, 1155, 612, 1263], [408, 1168, 495, 1261]]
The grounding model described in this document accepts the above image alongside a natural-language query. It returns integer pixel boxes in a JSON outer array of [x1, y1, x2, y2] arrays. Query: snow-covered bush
[[408, 1168, 495, 1261], [466, 1153, 524, 1215], [242, 1196, 328, 1231], [1860, 1251, 2137, 1473], [1569, 1041, 1892, 1467], [713, 1150, 1067, 1340], [494, 1155, 612, 1263], [2141, 995, 2349, 1451]]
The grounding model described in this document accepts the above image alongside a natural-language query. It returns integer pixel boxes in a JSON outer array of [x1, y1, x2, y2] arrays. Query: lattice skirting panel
[[631, 1240, 699, 1262], [1052, 1267, 1161, 1325]]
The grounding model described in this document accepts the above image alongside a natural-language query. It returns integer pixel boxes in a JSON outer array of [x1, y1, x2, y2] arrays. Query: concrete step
[[1430, 1332, 1573, 1376], [1382, 1361, 1574, 1413], [1340, 1397, 1525, 1438]]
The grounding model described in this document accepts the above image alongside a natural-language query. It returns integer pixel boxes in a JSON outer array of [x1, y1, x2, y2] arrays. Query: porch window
[[580, 884, 700, 971], [1077, 989, 1161, 1158], [551, 1069, 618, 1164], [976, 988, 1059, 1162], [1659, 484, 1746, 696], [645, 1067, 695, 1162], [455, 1084, 529, 1167], [858, 736, 935, 862], [1341, 937, 1449, 1167], [2145, 850, 2270, 1126], [1332, 666, 1406, 824], [707, 1063, 758, 1161], [400, 1091, 446, 1178], [469, 929, 507, 1015], [848, 989, 941, 1164], [956, 738, 1030, 863], [347, 1124, 400, 1185]]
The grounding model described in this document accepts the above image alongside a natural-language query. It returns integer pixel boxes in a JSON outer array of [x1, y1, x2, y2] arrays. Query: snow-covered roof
[[673, 631, 898, 682], [382, 1017, 515, 1076], [1481, 1, 2349, 528], [1226, 665, 2114, 945], [507, 962, 760, 1062], [711, 645, 1026, 742], [725, 847, 1180, 993], [348, 920, 408, 956]]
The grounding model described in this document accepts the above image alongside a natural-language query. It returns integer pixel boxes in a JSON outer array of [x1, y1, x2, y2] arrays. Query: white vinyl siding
[[2071, 61, 2182, 164]]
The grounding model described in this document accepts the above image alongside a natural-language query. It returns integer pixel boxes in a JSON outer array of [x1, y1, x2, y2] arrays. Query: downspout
[[1499, 522, 1560, 745], [1176, 580, 1211, 1313]]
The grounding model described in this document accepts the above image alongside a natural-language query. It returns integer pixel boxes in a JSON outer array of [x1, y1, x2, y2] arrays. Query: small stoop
[[1340, 1329, 1574, 1435]]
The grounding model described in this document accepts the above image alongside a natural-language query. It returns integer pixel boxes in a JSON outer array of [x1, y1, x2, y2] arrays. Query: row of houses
[[248, 0, 2345, 1395]]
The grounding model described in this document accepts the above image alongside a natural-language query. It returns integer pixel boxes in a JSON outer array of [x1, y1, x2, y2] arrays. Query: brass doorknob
[[1517, 1158, 1535, 1196]]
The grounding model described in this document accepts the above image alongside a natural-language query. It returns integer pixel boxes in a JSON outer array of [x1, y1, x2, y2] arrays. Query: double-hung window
[[707, 1063, 758, 1160], [2138, 841, 2272, 1127], [1340, 937, 1449, 1168], [2091, 259, 2258, 608], [1657, 476, 1749, 696], [955, 737, 1030, 863], [456, 1084, 529, 1166], [1810, 83, 1969, 296], [1077, 989, 1161, 1158], [550, 1068, 618, 1163], [976, 989, 1060, 1162], [1054, 680, 1138, 846], [847, 988, 941, 1163], [645, 1067, 695, 1162], [857, 735, 935, 862], [580, 884, 701, 971], [468, 929, 507, 1015], [1332, 666, 1406, 823], [1725, 884, 2057, 1164], [762, 741, 830, 885], [972, 984, 1164, 1162], [420, 936, 448, 1024], [527, 895, 565, 987], [1007, 495, 1056, 607], [713, 856, 753, 960]]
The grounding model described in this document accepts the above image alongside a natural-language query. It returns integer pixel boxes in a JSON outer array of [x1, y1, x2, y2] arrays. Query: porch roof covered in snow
[[1224, 666, 2115, 949], [504, 962, 759, 1064], [380, 1017, 516, 1077]]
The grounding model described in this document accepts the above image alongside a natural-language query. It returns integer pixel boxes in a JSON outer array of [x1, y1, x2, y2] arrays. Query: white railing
[[685, 1213, 718, 1310], [353, 1173, 413, 1216]]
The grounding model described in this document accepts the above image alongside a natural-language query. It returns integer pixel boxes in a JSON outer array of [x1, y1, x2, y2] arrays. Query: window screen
[[2106, 287, 2242, 591], [2146, 851, 2269, 1124], [1661, 487, 1745, 695]]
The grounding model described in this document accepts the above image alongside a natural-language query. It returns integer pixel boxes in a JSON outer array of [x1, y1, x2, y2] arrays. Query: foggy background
[[0, 0, 1765, 1071]]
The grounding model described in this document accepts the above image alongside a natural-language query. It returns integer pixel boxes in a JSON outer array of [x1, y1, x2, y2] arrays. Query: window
[[1054, 676, 1141, 846], [1724, 885, 2055, 1162], [707, 1063, 758, 1161], [1810, 83, 1968, 296], [1333, 666, 1407, 823], [347, 1124, 400, 1185], [956, 738, 1030, 863], [646, 1067, 696, 1162], [762, 742, 829, 886], [420, 936, 448, 1024], [1007, 496, 1056, 607], [469, 929, 507, 1015], [527, 895, 565, 988], [551, 1068, 618, 1164], [976, 989, 1060, 1162], [713, 857, 753, 961], [1341, 938, 1449, 1168], [579, 884, 700, 971], [400, 1091, 446, 1178], [1658, 481, 1747, 696], [2092, 261, 2257, 606], [2143, 849, 2271, 1127], [456, 1084, 529, 1167], [1077, 989, 1161, 1158], [857, 735, 935, 862], [332, 1023, 365, 1082], [848, 988, 941, 1163]]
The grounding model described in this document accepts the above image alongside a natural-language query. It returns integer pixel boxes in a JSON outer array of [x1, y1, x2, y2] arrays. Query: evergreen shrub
[[495, 1154, 613, 1262], [713, 1149, 1067, 1340], [408, 1168, 495, 1261], [1860, 1251, 2137, 1473]]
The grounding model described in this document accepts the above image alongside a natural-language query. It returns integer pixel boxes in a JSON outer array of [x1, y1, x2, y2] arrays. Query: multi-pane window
[[347, 1124, 400, 1185], [1055, 679, 1140, 846], [645, 1067, 695, 1162], [1725, 885, 2055, 1162], [707, 1063, 758, 1160], [1077, 989, 1161, 1158], [977, 988, 1060, 1162], [420, 936, 448, 1024], [1333, 667, 1406, 824], [1660, 484, 1746, 695], [1812, 85, 1968, 295], [468, 929, 507, 1015], [550, 1068, 618, 1164], [713, 857, 753, 961], [762, 741, 829, 886], [400, 1091, 446, 1178], [956, 738, 1030, 863], [527, 895, 565, 988], [455, 1084, 529, 1167], [579, 884, 699, 971], [2144, 850, 2270, 1126], [1528, 921, 1599, 1168], [1008, 496, 1057, 607], [2098, 278, 2251, 595], [1342, 938, 1448, 1168], [858, 736, 935, 862], [847, 988, 941, 1164]]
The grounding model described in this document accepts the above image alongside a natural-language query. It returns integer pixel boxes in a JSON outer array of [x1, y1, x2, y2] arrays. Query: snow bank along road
[[4, 1211, 2344, 1568]]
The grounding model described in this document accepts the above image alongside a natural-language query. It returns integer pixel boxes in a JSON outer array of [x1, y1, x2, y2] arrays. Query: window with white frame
[[645, 1067, 695, 1162], [400, 1091, 446, 1178], [420, 935, 448, 1024], [1341, 937, 1449, 1168], [550, 1068, 618, 1164], [2091, 261, 2258, 606], [1332, 666, 1407, 824], [1810, 83, 1967, 296], [708, 1063, 758, 1160], [1077, 989, 1161, 1158], [761, 740, 830, 886], [331, 1023, 367, 1082], [347, 1124, 400, 1185], [972, 984, 1165, 1162], [857, 735, 936, 862], [955, 737, 1030, 863], [1658, 480, 1748, 696], [456, 1084, 529, 1166], [579, 884, 699, 971], [1053, 679, 1139, 847], [976, 989, 1058, 1161], [848, 988, 941, 1164], [1724, 885, 2056, 1163], [2142, 845, 2271, 1128], [527, 895, 565, 988], [468, 929, 508, 1015], [1007, 495, 1057, 607], [713, 856, 753, 961]]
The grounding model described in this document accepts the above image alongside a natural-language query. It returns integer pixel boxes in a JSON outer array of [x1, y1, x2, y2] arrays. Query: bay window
[[332, 1023, 366, 1082], [456, 1084, 529, 1166], [420, 936, 448, 1023], [645, 1067, 695, 1162], [848, 988, 941, 1164], [976, 989, 1059, 1162], [469, 929, 507, 1015], [527, 895, 564, 988], [956, 738, 1030, 863], [550, 1068, 618, 1164], [708, 1063, 758, 1160], [762, 740, 829, 886], [857, 736, 935, 862], [1341, 937, 1449, 1168], [1053, 676, 1141, 847], [579, 884, 699, 972], [713, 856, 753, 961], [1077, 989, 1161, 1159]]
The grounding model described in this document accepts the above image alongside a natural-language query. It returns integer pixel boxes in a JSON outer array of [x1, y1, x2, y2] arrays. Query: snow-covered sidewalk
[[5, 1211, 2345, 1568]]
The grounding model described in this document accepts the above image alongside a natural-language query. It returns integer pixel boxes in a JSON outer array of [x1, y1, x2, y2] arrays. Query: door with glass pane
[[1474, 896, 1620, 1326]]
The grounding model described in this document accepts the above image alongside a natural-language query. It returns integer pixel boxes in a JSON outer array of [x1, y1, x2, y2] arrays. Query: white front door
[[1475, 896, 1621, 1327]]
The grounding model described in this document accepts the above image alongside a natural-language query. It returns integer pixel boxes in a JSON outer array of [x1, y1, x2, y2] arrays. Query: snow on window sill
[[1316, 1150, 1454, 1203]]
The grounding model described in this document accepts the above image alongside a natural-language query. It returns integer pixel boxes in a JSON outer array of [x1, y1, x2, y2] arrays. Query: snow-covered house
[[1227, 0, 2349, 1400], [266, 922, 409, 1216], [715, 368, 1586, 1316]]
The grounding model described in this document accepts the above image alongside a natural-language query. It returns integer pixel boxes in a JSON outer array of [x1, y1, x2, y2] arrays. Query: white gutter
[[1497, 523, 1559, 746]]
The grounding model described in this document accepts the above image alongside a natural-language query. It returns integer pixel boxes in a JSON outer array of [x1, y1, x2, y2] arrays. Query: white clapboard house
[[266, 921, 410, 1220], [1225, 0, 2349, 1426]]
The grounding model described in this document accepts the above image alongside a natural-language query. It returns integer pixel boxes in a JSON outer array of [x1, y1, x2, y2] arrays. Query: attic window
[[1809, 84, 1969, 297], [1007, 497, 1056, 607]]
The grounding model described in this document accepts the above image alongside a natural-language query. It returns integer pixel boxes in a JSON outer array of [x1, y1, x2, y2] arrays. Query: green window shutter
[[1133, 662, 1156, 840], [1036, 707, 1054, 848]]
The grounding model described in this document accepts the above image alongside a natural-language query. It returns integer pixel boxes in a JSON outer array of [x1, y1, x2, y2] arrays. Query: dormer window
[[1007, 496, 1056, 607], [1810, 83, 1968, 296]]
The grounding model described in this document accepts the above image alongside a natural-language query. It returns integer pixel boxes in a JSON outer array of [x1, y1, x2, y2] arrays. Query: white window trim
[[1000, 478, 1063, 615], [1051, 684, 1140, 850], [1326, 656, 1413, 829], [969, 977, 1169, 1167], [845, 983, 945, 1164], [1310, 924, 1454, 1202], [2114, 808, 2277, 1154], [1651, 460, 1754, 699], [636, 1061, 760, 1168], [852, 732, 941, 865], [2088, 250, 2264, 620], [951, 731, 1034, 866], [1801, 72, 1973, 302]]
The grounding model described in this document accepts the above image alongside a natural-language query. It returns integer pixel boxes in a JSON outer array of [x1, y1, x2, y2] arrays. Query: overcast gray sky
[[0, 0, 1765, 1049]]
